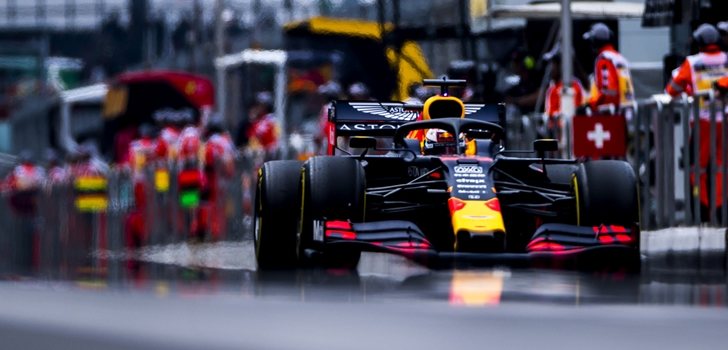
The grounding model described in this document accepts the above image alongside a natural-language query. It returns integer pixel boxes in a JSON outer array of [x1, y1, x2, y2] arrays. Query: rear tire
[[298, 156, 365, 269], [573, 160, 639, 227], [254, 160, 303, 270]]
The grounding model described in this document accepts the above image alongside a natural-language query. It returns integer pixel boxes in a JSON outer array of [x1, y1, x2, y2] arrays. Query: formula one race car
[[254, 79, 640, 270]]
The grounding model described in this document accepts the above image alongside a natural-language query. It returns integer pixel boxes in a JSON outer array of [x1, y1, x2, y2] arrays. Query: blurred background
[[0, 0, 726, 316]]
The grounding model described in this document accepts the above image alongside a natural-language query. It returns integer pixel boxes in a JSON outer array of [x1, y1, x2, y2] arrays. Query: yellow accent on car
[[422, 95, 465, 120], [572, 175, 581, 226], [451, 199, 505, 238]]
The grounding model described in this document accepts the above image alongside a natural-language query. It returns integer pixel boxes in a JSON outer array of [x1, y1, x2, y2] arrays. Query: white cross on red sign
[[586, 123, 611, 149], [573, 115, 627, 158]]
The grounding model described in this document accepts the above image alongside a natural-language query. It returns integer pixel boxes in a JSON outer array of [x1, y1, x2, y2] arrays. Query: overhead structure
[[59, 83, 108, 153], [214, 49, 289, 156], [487, 1, 644, 20]]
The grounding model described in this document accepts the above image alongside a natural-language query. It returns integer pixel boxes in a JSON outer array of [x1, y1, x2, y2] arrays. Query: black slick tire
[[298, 156, 366, 269], [254, 160, 303, 270]]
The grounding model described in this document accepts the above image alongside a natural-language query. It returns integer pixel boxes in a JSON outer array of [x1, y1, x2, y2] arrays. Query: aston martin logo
[[464, 104, 485, 115], [349, 102, 420, 121]]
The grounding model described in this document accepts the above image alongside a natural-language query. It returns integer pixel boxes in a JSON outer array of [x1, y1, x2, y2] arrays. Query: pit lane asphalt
[[0, 239, 727, 350]]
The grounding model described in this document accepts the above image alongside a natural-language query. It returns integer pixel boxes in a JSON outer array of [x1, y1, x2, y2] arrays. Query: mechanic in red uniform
[[542, 44, 586, 140], [44, 149, 70, 187], [154, 109, 183, 162], [246, 91, 280, 157], [583, 23, 636, 118], [125, 124, 161, 248], [4, 150, 45, 216], [69, 145, 109, 266], [317, 81, 343, 155], [199, 117, 236, 240], [666, 23, 728, 219]]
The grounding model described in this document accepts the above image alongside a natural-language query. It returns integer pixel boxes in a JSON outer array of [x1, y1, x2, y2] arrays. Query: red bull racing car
[[254, 79, 640, 270]]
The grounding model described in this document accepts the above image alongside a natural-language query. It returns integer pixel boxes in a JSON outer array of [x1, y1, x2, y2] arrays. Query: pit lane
[[0, 228, 726, 349]]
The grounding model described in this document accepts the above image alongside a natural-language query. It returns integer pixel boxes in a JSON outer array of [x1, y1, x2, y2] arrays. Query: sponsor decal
[[456, 178, 486, 184], [454, 165, 483, 174], [453, 173, 486, 178], [456, 184, 489, 189], [407, 166, 430, 177], [349, 102, 420, 121], [338, 123, 399, 131], [313, 220, 324, 242]]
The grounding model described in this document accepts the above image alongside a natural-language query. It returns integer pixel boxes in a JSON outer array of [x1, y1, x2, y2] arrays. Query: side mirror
[[533, 139, 558, 157], [349, 136, 378, 150]]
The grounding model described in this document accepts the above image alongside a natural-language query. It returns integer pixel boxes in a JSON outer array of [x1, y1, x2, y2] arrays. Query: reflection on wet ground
[[1, 237, 726, 307]]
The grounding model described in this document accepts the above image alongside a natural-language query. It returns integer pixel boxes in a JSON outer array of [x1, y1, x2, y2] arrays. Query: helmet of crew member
[[583, 22, 613, 49], [44, 148, 60, 165], [205, 116, 225, 135], [18, 150, 34, 165], [139, 123, 156, 139], [693, 23, 720, 48], [179, 109, 196, 126], [347, 82, 370, 100], [318, 80, 342, 100]]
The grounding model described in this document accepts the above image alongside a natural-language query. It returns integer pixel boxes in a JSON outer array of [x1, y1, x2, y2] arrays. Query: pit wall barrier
[[0, 153, 260, 277], [508, 90, 727, 231]]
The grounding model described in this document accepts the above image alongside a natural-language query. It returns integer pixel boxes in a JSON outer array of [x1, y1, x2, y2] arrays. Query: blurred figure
[[154, 109, 184, 162], [45, 148, 70, 186], [504, 49, 540, 114], [347, 82, 371, 100], [4, 150, 45, 216], [246, 91, 280, 156], [542, 44, 586, 140], [404, 82, 427, 105], [666, 23, 728, 218], [203, 117, 235, 178], [68, 144, 109, 267], [69, 144, 109, 211], [127, 124, 160, 177], [318, 81, 343, 155], [177, 111, 202, 167], [583, 22, 636, 118], [447, 61, 476, 102], [200, 117, 236, 240]]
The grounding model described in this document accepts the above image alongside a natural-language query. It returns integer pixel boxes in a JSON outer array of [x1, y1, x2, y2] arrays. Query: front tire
[[573, 160, 639, 227], [298, 156, 366, 268], [254, 160, 303, 270]]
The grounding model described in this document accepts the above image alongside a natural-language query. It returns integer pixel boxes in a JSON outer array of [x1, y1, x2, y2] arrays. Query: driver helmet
[[422, 129, 464, 155]]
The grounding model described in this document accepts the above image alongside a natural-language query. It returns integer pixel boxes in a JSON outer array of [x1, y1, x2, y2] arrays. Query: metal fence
[[634, 91, 727, 230], [0, 153, 257, 278], [503, 90, 727, 231]]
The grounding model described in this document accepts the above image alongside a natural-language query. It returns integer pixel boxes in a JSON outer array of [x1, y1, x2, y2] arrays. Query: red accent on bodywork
[[484, 198, 501, 212], [598, 235, 615, 243], [326, 220, 353, 230], [325, 230, 357, 240], [448, 197, 466, 212], [393, 242, 431, 249], [614, 234, 632, 244], [610, 225, 627, 233], [594, 225, 633, 244], [527, 240, 566, 252]]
